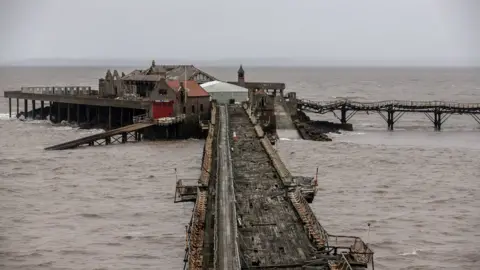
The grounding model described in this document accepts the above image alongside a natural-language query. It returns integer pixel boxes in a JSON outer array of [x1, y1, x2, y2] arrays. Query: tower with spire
[[237, 65, 245, 87]]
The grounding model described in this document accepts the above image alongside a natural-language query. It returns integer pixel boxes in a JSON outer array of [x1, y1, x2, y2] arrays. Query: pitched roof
[[166, 80, 210, 97], [164, 65, 217, 83], [122, 64, 217, 84], [122, 69, 165, 81]]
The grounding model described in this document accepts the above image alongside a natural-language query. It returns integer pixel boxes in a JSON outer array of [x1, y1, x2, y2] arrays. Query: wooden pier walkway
[[225, 105, 373, 269], [298, 99, 480, 130], [44, 122, 153, 150]]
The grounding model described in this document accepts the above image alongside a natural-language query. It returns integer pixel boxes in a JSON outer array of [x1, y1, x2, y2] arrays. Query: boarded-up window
[[192, 105, 195, 113], [183, 106, 186, 114], [200, 104, 204, 112]]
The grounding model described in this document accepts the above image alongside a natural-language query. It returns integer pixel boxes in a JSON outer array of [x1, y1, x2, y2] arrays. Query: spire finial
[[152, 60, 156, 67], [238, 64, 244, 75]]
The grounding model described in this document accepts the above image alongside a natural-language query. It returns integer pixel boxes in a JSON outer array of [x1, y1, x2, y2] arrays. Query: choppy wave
[[1, 67, 480, 270], [0, 113, 12, 120]]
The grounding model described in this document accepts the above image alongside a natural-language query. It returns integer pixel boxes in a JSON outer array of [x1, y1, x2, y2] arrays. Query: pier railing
[[299, 99, 480, 111], [132, 114, 150, 123], [328, 254, 353, 270], [154, 114, 186, 125], [21, 86, 95, 96], [327, 234, 374, 265]]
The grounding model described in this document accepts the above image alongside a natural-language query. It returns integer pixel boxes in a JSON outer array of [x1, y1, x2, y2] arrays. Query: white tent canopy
[[200, 80, 249, 104]]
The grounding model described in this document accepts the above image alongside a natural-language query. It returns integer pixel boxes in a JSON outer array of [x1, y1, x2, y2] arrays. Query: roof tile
[[167, 80, 210, 97]]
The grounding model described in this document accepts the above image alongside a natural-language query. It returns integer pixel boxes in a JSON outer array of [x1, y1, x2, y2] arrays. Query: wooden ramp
[[45, 122, 154, 150]]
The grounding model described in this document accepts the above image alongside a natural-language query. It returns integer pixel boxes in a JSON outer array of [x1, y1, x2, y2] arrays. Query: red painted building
[[148, 79, 210, 120]]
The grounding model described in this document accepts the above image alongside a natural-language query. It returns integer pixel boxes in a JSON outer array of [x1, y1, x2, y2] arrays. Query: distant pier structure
[[4, 61, 221, 148], [298, 99, 480, 130]]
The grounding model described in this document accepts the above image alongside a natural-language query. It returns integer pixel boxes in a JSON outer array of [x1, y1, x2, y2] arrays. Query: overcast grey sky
[[0, 0, 479, 66]]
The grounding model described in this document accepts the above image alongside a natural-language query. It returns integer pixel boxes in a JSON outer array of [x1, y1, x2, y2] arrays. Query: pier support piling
[[8, 98, 11, 118], [86, 106, 90, 123], [49, 102, 52, 120], [425, 111, 451, 131], [16, 99, 19, 116], [120, 108, 123, 127], [24, 99, 28, 118], [76, 104, 80, 123], [108, 106, 112, 130], [67, 103, 70, 122], [31, 100, 36, 119], [40, 101, 44, 119], [340, 106, 347, 124], [333, 107, 357, 125], [58, 103, 62, 122], [387, 111, 394, 130], [96, 107, 100, 125], [377, 109, 405, 131]]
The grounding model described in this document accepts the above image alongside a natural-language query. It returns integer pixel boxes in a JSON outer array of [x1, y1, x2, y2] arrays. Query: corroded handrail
[[328, 253, 353, 270], [328, 234, 374, 265]]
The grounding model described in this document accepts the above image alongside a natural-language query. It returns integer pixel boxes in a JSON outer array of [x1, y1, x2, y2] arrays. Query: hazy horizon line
[[1, 57, 479, 68], [1, 64, 479, 69]]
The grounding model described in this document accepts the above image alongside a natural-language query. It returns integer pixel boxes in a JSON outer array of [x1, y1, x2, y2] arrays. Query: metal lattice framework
[[298, 99, 480, 130]]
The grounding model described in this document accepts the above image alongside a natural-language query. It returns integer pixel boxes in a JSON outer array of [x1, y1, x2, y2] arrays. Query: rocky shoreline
[[293, 111, 353, 141]]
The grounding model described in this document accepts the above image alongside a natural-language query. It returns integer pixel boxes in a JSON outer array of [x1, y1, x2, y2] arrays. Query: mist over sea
[[1, 66, 479, 270]]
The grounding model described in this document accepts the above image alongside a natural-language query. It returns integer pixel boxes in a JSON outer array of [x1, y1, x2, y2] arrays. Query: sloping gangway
[[298, 99, 480, 130], [44, 122, 153, 150]]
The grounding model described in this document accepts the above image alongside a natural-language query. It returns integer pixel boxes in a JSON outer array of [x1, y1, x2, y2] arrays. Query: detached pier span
[[298, 99, 480, 130]]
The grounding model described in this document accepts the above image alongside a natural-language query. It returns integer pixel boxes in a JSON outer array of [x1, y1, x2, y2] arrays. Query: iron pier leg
[[49, 102, 52, 121], [434, 112, 442, 131], [106, 136, 111, 145], [67, 103, 70, 122], [108, 106, 112, 130], [387, 110, 394, 131], [40, 101, 44, 119], [16, 99, 19, 116], [86, 106, 90, 123], [31, 100, 36, 119], [8, 98, 11, 118], [122, 132, 127, 143], [57, 103, 61, 122], [76, 104, 80, 123], [24, 99, 28, 118], [120, 108, 123, 127], [341, 106, 347, 124], [96, 107, 100, 125]]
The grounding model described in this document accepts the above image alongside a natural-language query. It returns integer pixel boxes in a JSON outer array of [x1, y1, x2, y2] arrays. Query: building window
[[183, 106, 186, 114], [158, 89, 167, 95], [192, 105, 195, 113], [200, 104, 204, 112]]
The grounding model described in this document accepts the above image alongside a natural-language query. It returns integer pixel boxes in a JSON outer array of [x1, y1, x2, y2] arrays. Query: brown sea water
[[1, 66, 479, 269]]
